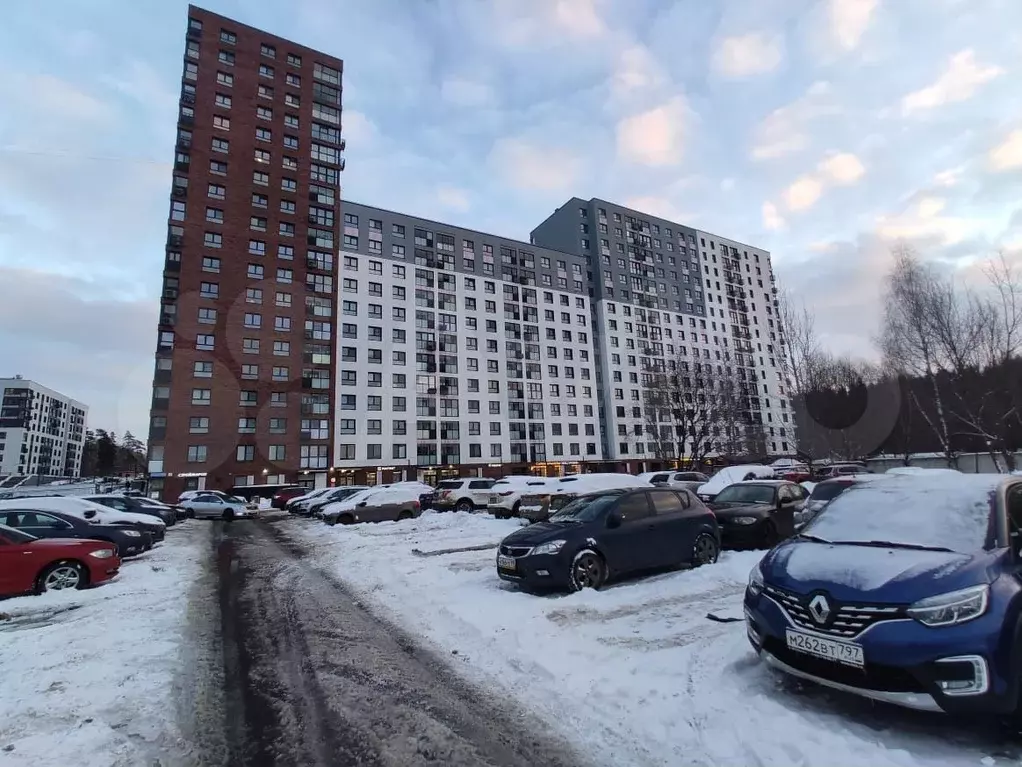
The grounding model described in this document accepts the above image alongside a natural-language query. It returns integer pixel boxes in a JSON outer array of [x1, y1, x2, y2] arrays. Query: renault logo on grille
[[808, 594, 831, 624]]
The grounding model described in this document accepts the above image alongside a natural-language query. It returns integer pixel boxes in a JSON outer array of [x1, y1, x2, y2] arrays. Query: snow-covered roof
[[804, 473, 1007, 554], [697, 465, 774, 496]]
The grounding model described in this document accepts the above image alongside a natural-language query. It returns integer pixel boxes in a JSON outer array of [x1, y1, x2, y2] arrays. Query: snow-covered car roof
[[803, 472, 1008, 554], [0, 495, 166, 527], [885, 466, 961, 476], [696, 465, 775, 496], [548, 474, 650, 495]]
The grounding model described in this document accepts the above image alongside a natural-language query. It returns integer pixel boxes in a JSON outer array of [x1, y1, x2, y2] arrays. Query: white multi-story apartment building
[[531, 198, 792, 468], [0, 377, 88, 478], [334, 203, 604, 484]]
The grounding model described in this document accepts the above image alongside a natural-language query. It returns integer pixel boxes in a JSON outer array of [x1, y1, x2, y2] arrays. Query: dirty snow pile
[[287, 511, 1014, 767], [0, 523, 210, 767]]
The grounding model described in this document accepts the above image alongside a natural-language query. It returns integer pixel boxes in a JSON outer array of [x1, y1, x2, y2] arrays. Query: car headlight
[[732, 516, 759, 525], [89, 549, 116, 559], [122, 530, 141, 537], [907, 585, 989, 627], [531, 539, 566, 556], [747, 561, 764, 597]]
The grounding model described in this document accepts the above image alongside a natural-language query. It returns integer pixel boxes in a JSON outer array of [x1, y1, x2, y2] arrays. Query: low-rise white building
[[0, 377, 88, 478]]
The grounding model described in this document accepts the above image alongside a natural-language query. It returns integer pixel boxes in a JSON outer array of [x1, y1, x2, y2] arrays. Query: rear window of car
[[809, 482, 852, 502], [468, 479, 494, 489], [436, 480, 463, 490]]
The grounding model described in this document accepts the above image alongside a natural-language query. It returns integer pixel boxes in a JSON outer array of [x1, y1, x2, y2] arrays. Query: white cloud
[[610, 45, 668, 99], [343, 110, 379, 147], [901, 49, 1004, 114], [440, 78, 495, 107], [435, 185, 471, 212], [783, 176, 824, 211], [933, 166, 965, 187], [488, 137, 581, 192], [623, 196, 692, 224], [551, 0, 606, 38], [101, 60, 178, 117], [0, 73, 111, 126], [989, 130, 1022, 172], [875, 196, 974, 245], [712, 33, 784, 78], [750, 81, 837, 160], [819, 152, 866, 185], [615, 96, 688, 167], [490, 0, 606, 47], [762, 201, 786, 230], [828, 0, 879, 51]]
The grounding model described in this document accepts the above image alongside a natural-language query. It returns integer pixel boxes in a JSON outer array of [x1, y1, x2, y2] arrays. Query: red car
[[0, 523, 121, 597], [271, 486, 307, 509]]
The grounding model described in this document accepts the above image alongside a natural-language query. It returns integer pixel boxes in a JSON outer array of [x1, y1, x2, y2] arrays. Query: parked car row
[[0, 493, 187, 599], [282, 482, 433, 525]]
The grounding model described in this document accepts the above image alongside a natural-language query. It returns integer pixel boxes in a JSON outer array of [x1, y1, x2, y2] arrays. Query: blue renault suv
[[744, 472, 1022, 718]]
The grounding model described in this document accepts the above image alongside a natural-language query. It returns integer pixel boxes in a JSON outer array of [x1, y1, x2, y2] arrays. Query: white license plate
[[785, 629, 863, 668], [497, 554, 516, 571]]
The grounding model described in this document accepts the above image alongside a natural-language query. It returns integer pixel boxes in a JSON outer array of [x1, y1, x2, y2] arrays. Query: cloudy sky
[[1, 0, 1020, 439]]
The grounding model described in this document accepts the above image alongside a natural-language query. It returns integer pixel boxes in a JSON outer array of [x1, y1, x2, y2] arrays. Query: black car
[[496, 487, 720, 593], [707, 480, 805, 549], [84, 494, 177, 527], [0, 508, 152, 558]]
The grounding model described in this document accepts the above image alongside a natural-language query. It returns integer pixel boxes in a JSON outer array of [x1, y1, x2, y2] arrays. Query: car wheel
[[456, 499, 473, 513], [37, 561, 86, 593], [222, 509, 235, 522], [511, 501, 521, 518], [397, 509, 413, 521], [569, 550, 606, 592], [691, 532, 720, 566]]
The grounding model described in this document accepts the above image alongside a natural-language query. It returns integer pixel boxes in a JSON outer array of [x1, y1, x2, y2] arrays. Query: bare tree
[[879, 246, 956, 466]]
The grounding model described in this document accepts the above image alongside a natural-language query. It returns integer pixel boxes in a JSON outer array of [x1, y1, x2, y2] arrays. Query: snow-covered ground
[[0, 522, 212, 767], [285, 511, 1016, 767]]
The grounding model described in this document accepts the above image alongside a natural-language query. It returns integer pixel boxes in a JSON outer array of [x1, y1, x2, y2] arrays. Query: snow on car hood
[[696, 465, 774, 496], [768, 540, 971, 592]]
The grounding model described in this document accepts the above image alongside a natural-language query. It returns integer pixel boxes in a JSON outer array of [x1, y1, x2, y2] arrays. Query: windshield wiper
[[831, 540, 954, 553], [794, 533, 831, 543]]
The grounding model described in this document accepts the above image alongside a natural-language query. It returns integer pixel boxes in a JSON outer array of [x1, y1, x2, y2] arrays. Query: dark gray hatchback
[[496, 487, 721, 593]]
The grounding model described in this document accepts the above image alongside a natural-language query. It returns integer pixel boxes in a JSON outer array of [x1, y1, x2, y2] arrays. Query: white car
[[178, 493, 256, 520], [486, 476, 552, 519], [696, 465, 776, 501], [636, 470, 709, 490], [519, 473, 652, 523], [286, 487, 333, 512], [321, 485, 427, 526]]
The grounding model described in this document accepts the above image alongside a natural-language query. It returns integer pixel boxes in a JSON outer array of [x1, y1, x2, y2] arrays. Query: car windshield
[[0, 522, 36, 543], [804, 474, 1001, 553], [713, 484, 776, 504], [809, 482, 852, 502], [436, 480, 462, 490], [550, 493, 621, 522]]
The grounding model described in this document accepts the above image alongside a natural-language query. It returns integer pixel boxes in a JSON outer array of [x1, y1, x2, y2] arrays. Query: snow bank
[[0, 522, 210, 767], [283, 512, 1002, 767]]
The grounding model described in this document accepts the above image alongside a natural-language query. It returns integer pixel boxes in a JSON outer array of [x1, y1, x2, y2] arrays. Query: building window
[[200, 282, 218, 298], [213, 115, 230, 131], [188, 417, 209, 434], [242, 338, 260, 354], [241, 364, 258, 380], [273, 340, 290, 356], [237, 445, 255, 462], [268, 445, 286, 461], [212, 137, 229, 153], [191, 388, 211, 406], [187, 445, 207, 463], [248, 264, 264, 279], [246, 288, 262, 304], [204, 232, 222, 248], [196, 334, 215, 351], [238, 418, 256, 434], [193, 361, 213, 378], [338, 444, 355, 461]]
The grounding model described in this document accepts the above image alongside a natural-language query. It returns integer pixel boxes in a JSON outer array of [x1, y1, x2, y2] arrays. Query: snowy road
[[213, 517, 585, 767]]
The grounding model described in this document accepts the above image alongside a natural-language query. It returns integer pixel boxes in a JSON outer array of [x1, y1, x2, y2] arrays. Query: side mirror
[[357, 501, 367, 507], [83, 510, 97, 519], [607, 512, 622, 529]]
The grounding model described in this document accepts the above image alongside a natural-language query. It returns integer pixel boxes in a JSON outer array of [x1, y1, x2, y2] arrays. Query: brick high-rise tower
[[148, 5, 343, 500]]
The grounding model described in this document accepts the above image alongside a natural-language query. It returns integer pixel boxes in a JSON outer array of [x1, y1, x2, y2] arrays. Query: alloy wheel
[[693, 533, 719, 566], [43, 565, 82, 591], [571, 553, 603, 590]]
